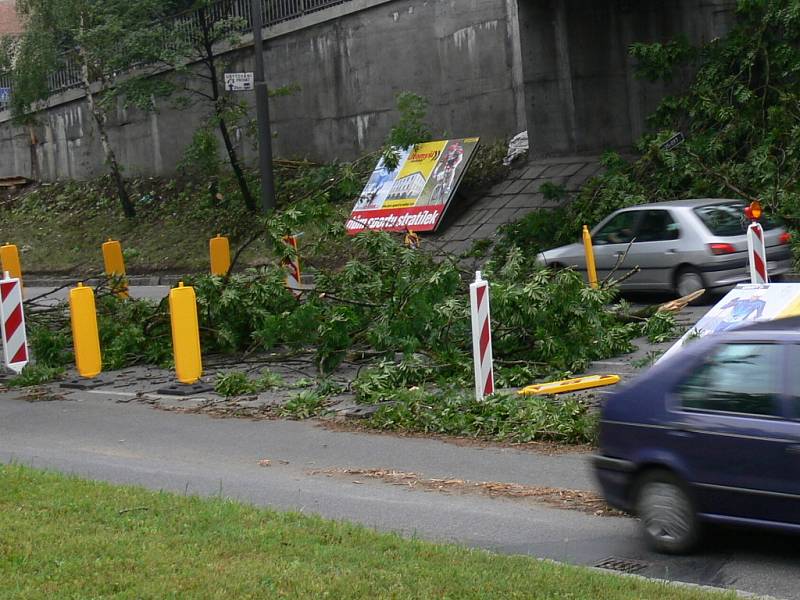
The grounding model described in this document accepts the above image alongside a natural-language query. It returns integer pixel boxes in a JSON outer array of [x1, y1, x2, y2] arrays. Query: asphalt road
[[8, 286, 794, 597], [1, 390, 798, 599]]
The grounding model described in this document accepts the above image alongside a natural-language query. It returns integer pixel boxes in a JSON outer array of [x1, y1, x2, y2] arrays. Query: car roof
[[618, 198, 743, 210], [732, 315, 800, 334]]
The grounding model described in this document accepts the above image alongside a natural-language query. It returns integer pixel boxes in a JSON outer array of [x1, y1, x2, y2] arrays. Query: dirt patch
[[128, 394, 283, 421], [311, 468, 623, 517], [319, 419, 594, 455]]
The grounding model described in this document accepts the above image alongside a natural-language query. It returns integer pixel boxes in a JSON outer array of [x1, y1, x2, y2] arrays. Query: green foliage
[[491, 210, 572, 266], [96, 295, 172, 370], [486, 249, 637, 372], [539, 182, 568, 202], [382, 92, 432, 170], [8, 364, 65, 388], [280, 390, 328, 419], [367, 387, 597, 445], [28, 325, 72, 368], [640, 311, 679, 343], [214, 369, 285, 397], [180, 127, 221, 178], [459, 140, 510, 194], [214, 371, 256, 397], [630, 35, 697, 82]]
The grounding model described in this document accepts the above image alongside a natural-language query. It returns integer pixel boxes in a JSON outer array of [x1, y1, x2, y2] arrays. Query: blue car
[[594, 317, 800, 554]]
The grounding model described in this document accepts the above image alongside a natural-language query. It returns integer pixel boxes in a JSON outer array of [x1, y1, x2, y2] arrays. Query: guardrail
[[0, 0, 353, 112]]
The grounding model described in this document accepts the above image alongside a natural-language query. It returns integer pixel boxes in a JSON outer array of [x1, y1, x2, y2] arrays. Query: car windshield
[[694, 202, 780, 236]]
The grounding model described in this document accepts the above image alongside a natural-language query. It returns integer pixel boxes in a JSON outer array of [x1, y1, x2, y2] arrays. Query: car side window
[[677, 343, 782, 417], [635, 210, 680, 242], [594, 212, 638, 245]]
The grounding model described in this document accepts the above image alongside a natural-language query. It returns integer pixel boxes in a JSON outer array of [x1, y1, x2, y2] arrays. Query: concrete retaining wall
[[0, 0, 524, 181], [0, 0, 738, 182]]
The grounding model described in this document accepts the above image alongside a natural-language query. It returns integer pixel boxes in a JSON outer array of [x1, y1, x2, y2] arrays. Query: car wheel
[[675, 267, 708, 305], [635, 470, 700, 554]]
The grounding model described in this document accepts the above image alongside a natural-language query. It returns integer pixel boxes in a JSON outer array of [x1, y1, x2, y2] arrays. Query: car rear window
[[694, 202, 780, 236]]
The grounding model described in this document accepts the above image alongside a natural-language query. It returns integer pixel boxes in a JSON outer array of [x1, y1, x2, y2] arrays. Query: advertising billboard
[[346, 137, 479, 234]]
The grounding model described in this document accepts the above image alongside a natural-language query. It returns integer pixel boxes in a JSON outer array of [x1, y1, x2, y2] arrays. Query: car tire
[[675, 267, 708, 305], [635, 470, 700, 555]]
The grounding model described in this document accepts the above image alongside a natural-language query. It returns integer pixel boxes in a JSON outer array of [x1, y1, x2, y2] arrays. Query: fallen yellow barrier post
[[169, 282, 202, 385], [209, 234, 230, 276], [518, 374, 620, 396], [69, 283, 102, 378], [102, 239, 128, 298], [582, 225, 598, 289]]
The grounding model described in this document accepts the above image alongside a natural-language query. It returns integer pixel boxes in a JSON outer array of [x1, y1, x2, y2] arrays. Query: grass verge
[[0, 464, 734, 599]]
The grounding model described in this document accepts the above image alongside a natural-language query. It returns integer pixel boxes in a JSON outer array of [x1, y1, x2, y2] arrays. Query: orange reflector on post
[[209, 234, 231, 276], [0, 243, 22, 286], [102, 239, 128, 298], [69, 283, 102, 378], [169, 282, 202, 385], [518, 374, 620, 396]]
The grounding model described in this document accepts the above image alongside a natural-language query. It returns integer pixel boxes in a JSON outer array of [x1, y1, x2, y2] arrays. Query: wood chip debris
[[311, 468, 622, 517]]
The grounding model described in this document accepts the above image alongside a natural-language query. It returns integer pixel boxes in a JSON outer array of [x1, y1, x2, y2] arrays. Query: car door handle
[[787, 445, 800, 455], [665, 249, 677, 254], [614, 251, 625, 257]]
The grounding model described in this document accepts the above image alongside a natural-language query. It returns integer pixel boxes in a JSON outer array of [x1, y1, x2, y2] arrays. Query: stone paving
[[432, 156, 604, 257]]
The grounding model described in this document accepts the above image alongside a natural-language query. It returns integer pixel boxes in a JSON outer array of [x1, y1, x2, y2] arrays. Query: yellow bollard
[[169, 282, 202, 385], [102, 238, 128, 298], [582, 225, 598, 289], [209, 234, 231, 276], [69, 282, 102, 378], [0, 242, 22, 285]]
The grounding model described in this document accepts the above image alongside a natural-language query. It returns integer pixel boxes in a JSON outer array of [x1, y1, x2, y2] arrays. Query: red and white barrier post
[[0, 271, 28, 374], [745, 201, 769, 285], [282, 235, 302, 299], [470, 271, 494, 401]]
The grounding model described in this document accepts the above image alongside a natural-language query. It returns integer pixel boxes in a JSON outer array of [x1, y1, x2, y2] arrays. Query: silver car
[[537, 199, 793, 297]]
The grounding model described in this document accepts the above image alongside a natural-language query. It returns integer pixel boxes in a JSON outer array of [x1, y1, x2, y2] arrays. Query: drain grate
[[593, 556, 648, 574]]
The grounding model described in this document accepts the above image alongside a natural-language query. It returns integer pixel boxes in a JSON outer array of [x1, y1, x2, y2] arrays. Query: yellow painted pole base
[[169, 282, 203, 385], [69, 283, 102, 378]]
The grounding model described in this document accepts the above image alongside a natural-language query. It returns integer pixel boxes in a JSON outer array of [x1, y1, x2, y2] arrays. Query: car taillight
[[780, 232, 791, 245], [708, 243, 736, 255]]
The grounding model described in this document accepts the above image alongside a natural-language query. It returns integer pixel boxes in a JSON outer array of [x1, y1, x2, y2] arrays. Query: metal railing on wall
[[0, 0, 353, 112]]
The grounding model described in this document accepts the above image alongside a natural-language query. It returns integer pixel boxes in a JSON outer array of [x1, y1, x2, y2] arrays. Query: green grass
[[0, 178, 270, 274], [0, 464, 735, 599]]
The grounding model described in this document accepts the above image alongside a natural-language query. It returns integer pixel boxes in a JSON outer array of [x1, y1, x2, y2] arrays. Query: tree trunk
[[199, 8, 257, 212], [78, 19, 135, 218]]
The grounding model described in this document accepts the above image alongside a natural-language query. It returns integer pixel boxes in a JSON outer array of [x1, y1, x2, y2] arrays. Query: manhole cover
[[593, 556, 648, 574]]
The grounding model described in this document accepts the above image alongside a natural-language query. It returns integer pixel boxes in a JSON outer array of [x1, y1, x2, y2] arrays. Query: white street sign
[[224, 72, 254, 92]]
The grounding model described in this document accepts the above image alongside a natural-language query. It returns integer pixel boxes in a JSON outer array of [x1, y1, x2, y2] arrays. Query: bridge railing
[[0, 0, 353, 112]]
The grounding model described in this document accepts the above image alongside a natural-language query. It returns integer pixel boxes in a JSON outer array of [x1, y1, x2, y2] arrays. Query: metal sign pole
[[250, 0, 276, 214]]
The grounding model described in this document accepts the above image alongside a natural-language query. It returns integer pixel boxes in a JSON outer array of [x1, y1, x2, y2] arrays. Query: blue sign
[[0, 88, 10, 103]]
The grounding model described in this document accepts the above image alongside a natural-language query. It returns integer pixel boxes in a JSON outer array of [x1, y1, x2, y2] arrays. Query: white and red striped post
[[0, 271, 28, 374], [470, 271, 494, 401], [282, 235, 302, 299], [747, 222, 769, 285]]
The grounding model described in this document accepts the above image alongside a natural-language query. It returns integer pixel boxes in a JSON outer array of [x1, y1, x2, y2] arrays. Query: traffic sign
[[660, 132, 685, 151], [0, 88, 10, 103], [224, 72, 254, 92]]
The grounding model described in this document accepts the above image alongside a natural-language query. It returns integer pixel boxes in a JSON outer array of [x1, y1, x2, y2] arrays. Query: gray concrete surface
[[1, 391, 799, 598], [0, 0, 737, 181], [0, 0, 523, 181]]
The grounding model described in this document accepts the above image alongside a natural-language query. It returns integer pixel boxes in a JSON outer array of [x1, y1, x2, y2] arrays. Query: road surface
[[0, 389, 797, 599]]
